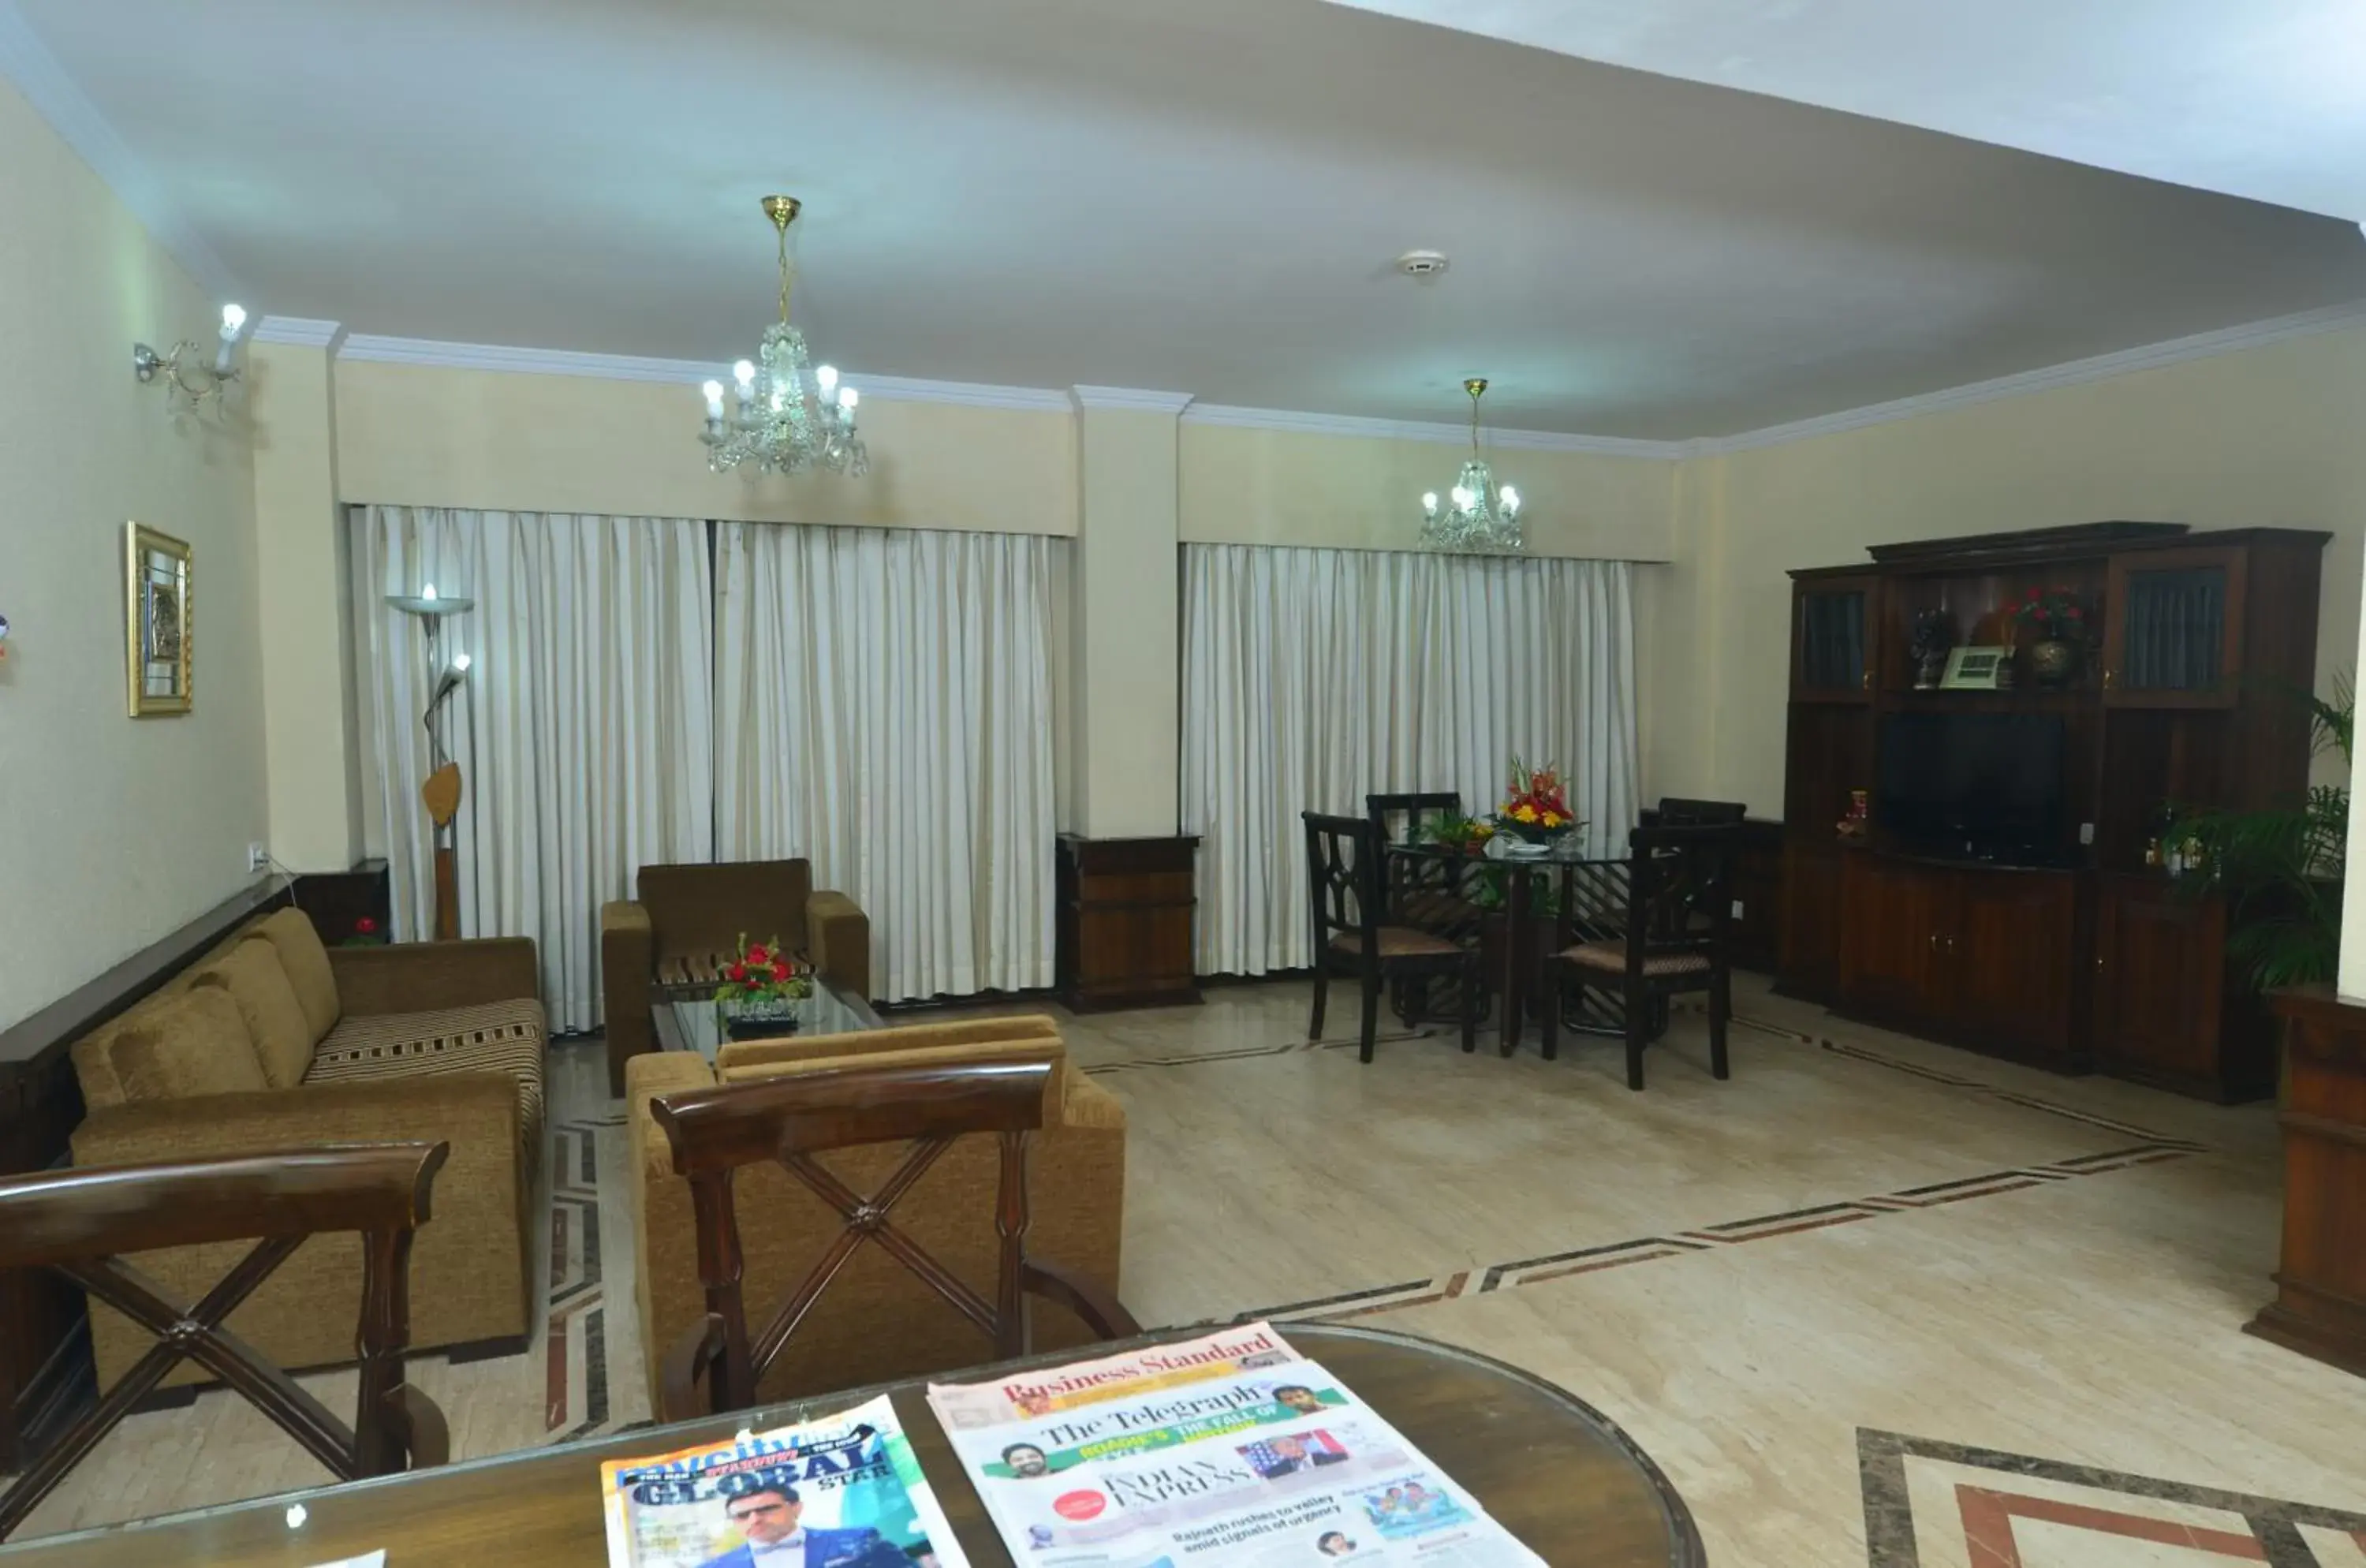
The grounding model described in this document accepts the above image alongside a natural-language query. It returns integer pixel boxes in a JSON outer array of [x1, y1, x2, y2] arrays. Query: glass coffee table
[[649, 977, 884, 1064]]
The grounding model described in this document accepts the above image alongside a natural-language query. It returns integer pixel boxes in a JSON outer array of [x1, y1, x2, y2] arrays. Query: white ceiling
[[1327, 0, 2366, 223], [8, 0, 2363, 440]]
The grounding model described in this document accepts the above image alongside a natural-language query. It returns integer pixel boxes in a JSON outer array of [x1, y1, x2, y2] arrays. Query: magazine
[[926, 1324, 1545, 1566], [600, 1392, 970, 1568]]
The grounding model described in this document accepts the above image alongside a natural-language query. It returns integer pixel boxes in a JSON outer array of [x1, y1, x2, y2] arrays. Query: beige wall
[[0, 78, 266, 1031], [335, 360, 1077, 533], [1073, 406, 1185, 838], [1659, 325, 2366, 816], [1179, 422, 1676, 562]]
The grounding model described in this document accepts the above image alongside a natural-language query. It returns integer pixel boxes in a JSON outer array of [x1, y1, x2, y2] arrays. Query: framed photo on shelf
[[1939, 645, 2010, 690], [125, 521, 192, 716]]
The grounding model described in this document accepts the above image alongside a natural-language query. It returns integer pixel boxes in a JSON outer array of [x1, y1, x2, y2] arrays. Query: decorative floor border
[[543, 1111, 625, 1441]]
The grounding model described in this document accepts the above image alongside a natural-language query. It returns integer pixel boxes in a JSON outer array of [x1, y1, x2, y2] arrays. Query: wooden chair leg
[[1538, 961, 1560, 1062], [1358, 965, 1382, 1063], [1709, 966, 1732, 1081], [1624, 978, 1648, 1091], [1461, 957, 1479, 1055], [1309, 965, 1328, 1040]]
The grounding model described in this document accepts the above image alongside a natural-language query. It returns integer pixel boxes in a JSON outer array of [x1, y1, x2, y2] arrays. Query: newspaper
[[600, 1392, 969, 1568], [927, 1323, 1546, 1566]]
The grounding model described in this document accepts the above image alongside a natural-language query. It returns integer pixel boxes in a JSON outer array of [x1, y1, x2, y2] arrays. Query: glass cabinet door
[[2103, 548, 2246, 707], [1791, 576, 1877, 703]]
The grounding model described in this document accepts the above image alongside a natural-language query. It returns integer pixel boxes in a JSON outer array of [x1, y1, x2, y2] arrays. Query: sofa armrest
[[806, 890, 871, 1001], [603, 901, 657, 1095], [330, 938, 540, 1016]]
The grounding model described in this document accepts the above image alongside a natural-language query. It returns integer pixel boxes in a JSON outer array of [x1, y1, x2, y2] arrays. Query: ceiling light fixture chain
[[699, 194, 868, 478], [1419, 377, 1523, 554]]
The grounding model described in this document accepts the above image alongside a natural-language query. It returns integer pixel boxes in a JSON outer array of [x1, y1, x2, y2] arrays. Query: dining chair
[[1651, 797, 1747, 827], [0, 1143, 452, 1540], [1364, 790, 1478, 931], [647, 1057, 1142, 1421], [1538, 822, 1740, 1090], [1304, 812, 1481, 1062]]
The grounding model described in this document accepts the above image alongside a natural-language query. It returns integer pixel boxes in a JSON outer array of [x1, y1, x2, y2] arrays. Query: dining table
[[0, 1322, 1704, 1566]]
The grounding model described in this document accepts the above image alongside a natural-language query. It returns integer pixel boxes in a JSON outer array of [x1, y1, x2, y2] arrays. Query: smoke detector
[[1395, 249, 1451, 280]]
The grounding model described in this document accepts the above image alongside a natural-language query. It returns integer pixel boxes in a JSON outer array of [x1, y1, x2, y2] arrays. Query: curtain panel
[[1181, 543, 1638, 976], [350, 507, 716, 1031], [713, 523, 1061, 1003]]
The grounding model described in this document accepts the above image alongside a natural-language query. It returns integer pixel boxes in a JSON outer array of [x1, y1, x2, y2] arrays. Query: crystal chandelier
[[1419, 379, 1523, 553], [698, 196, 868, 476]]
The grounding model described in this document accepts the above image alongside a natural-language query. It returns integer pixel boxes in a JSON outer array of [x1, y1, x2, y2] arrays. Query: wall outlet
[[1731, 898, 1745, 920], [247, 842, 271, 873], [2078, 821, 2095, 846]]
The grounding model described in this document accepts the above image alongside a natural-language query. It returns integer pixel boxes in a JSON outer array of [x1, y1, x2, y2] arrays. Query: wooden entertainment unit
[[1776, 522, 2330, 1102]]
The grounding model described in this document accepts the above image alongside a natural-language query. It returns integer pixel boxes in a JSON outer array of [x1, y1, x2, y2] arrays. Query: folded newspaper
[[601, 1392, 969, 1568], [927, 1323, 1545, 1566]]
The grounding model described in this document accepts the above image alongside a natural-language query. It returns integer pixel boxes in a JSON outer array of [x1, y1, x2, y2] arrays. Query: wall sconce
[[133, 303, 248, 412]]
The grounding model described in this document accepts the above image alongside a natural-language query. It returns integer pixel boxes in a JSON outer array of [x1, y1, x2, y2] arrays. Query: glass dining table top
[[652, 976, 885, 1062]]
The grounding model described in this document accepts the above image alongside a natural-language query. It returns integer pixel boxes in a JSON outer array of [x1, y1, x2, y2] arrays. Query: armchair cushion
[[252, 907, 341, 1042], [192, 939, 315, 1089], [308, 998, 547, 1157], [103, 988, 270, 1103]]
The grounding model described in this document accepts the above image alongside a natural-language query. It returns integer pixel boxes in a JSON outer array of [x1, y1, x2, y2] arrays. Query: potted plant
[[2168, 678, 2351, 990], [2013, 586, 2090, 687], [712, 931, 816, 1040]]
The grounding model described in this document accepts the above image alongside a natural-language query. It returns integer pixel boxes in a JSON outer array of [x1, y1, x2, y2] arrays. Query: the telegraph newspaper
[[926, 1323, 1545, 1566], [600, 1392, 969, 1568]]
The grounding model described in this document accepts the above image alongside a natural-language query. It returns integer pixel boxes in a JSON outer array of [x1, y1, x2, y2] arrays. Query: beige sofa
[[626, 1014, 1125, 1411], [67, 908, 544, 1393]]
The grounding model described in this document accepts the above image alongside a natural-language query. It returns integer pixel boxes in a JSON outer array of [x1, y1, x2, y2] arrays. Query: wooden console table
[[2247, 986, 2366, 1377], [1054, 834, 1201, 1012]]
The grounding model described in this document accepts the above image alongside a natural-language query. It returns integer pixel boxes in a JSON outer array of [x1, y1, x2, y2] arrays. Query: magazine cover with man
[[600, 1393, 969, 1568]]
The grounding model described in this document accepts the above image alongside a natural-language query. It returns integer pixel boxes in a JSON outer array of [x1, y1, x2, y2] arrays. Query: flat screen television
[[1875, 712, 2068, 864]]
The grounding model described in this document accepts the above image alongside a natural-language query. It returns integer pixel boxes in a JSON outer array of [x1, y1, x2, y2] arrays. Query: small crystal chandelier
[[699, 196, 868, 476], [1419, 379, 1523, 554]]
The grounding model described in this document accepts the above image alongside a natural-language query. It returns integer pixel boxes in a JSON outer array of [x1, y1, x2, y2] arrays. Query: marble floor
[[10, 974, 2366, 1564]]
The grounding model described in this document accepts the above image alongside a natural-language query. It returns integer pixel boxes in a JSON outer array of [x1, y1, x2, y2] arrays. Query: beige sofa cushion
[[106, 988, 270, 1102], [192, 940, 315, 1089], [252, 908, 341, 1042], [308, 998, 548, 1155]]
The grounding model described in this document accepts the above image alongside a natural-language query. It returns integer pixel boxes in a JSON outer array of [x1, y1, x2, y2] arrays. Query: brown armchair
[[602, 860, 870, 1093]]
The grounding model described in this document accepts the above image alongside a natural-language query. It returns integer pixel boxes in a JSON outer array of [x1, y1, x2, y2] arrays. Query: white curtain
[[1181, 543, 1638, 976], [350, 507, 715, 1030], [714, 523, 1059, 1002]]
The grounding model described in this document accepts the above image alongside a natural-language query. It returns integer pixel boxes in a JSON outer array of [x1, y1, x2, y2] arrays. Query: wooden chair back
[[649, 1058, 1139, 1420], [0, 1144, 450, 1540], [1302, 812, 1381, 952], [1627, 823, 1740, 965], [1365, 790, 1465, 845]]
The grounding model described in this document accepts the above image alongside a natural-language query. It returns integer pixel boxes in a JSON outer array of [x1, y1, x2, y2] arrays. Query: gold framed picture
[[125, 522, 192, 716]]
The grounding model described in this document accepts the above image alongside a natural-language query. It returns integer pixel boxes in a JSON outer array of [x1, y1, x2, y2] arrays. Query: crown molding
[[252, 316, 346, 350], [335, 334, 1072, 412], [1690, 297, 2366, 457], [1070, 386, 1198, 414], [1183, 401, 1682, 459], [0, 0, 241, 301]]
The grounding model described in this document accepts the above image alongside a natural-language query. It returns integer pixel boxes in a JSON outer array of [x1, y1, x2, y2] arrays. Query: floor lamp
[[387, 585, 473, 941]]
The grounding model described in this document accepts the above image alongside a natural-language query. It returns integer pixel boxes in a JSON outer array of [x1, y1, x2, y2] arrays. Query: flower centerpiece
[[712, 931, 815, 1039], [2014, 586, 2089, 687], [1489, 758, 1582, 857]]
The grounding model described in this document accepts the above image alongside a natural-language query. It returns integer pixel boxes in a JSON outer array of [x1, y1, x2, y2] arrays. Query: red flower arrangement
[[2015, 585, 2088, 642], [713, 932, 813, 1006], [1490, 756, 1582, 847]]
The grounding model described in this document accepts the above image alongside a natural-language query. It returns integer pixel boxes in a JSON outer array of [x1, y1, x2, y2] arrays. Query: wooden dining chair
[[1538, 823, 1740, 1090], [1304, 812, 1480, 1062], [1365, 790, 1478, 931], [648, 1058, 1141, 1421], [0, 1144, 451, 1540]]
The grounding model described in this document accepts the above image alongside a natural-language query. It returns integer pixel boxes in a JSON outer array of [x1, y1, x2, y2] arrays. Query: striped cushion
[[661, 950, 811, 987], [306, 999, 546, 1149]]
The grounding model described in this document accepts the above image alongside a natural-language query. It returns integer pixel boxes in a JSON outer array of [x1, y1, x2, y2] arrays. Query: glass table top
[[655, 979, 885, 1063]]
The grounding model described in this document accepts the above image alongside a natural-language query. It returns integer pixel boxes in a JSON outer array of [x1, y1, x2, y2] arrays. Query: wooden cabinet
[[1776, 841, 1843, 1002], [1055, 835, 1202, 1013], [2103, 547, 2246, 707], [2090, 874, 2274, 1101], [1837, 854, 2081, 1068], [1790, 573, 1878, 703]]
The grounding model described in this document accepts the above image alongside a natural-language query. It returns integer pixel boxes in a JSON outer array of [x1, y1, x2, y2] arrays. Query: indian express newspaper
[[927, 1323, 1545, 1566], [599, 1392, 970, 1568]]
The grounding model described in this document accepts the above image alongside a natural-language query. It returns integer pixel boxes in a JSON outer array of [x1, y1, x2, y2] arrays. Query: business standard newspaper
[[927, 1323, 1545, 1566], [600, 1392, 970, 1568]]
